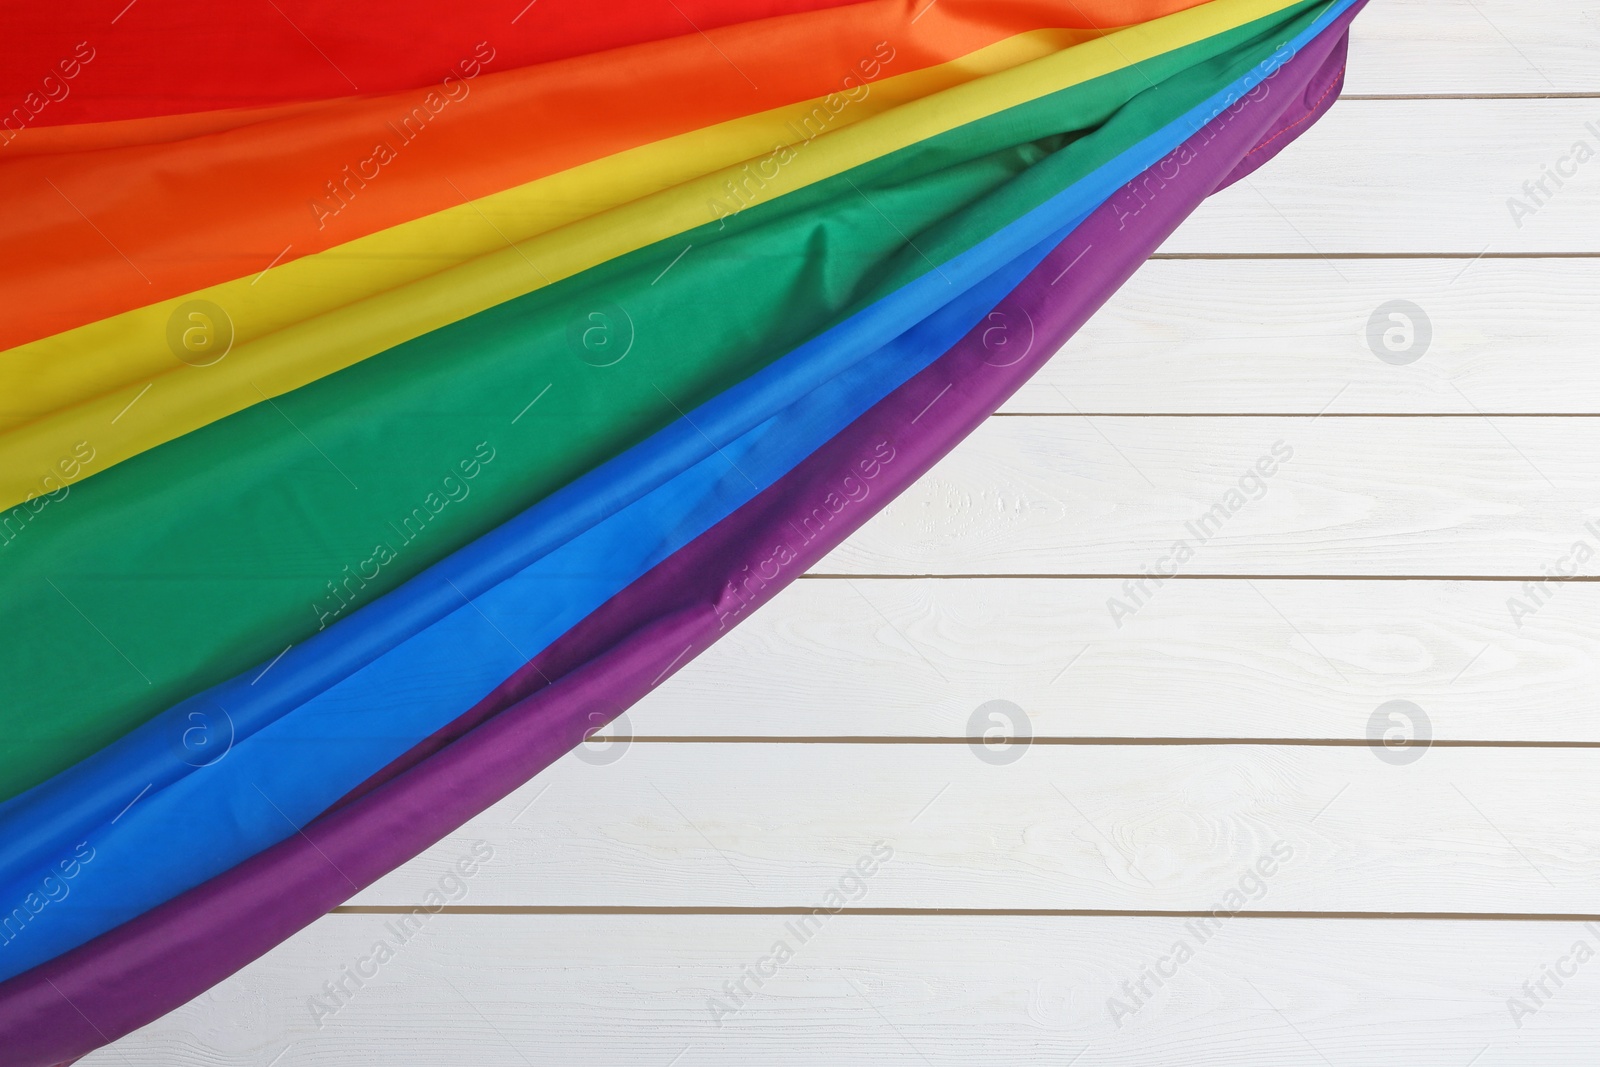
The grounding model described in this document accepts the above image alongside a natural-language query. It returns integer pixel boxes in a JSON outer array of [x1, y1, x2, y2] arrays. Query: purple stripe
[[329, 30, 1358, 817], [1218, 26, 1350, 190], [1, 17, 1360, 1066]]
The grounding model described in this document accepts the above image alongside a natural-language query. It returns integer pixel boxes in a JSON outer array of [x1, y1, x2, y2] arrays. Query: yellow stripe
[[0, 0, 1300, 512], [0, 26, 1097, 431]]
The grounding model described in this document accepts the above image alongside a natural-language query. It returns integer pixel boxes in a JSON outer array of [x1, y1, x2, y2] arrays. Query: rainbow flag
[[0, 1, 1364, 1060]]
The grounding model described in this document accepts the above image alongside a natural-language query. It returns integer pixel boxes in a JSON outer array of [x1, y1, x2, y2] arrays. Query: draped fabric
[[0, 1, 1364, 1061]]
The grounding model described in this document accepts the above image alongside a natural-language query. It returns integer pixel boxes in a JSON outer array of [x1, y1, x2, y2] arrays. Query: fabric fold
[[0, 0, 1350, 976], [0, 0, 1332, 805], [0, 13, 1358, 1063]]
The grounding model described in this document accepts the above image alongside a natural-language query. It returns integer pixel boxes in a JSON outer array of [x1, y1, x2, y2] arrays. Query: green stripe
[[0, 1, 1326, 801]]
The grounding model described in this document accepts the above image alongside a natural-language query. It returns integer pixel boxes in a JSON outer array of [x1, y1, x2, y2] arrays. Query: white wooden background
[[86, 1, 1600, 1063]]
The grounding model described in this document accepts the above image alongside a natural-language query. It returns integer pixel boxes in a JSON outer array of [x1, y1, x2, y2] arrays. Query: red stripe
[[0, 0, 868, 127]]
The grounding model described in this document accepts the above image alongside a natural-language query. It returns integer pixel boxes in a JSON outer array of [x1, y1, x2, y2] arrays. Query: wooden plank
[[349, 744, 1600, 912], [1346, 0, 1600, 95], [1002, 259, 1600, 414], [1160, 100, 1600, 254], [814, 415, 1600, 576], [621, 578, 1600, 741], [87, 912, 1600, 1065]]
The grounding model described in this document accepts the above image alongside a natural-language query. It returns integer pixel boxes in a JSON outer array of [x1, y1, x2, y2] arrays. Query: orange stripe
[[0, 0, 1213, 353]]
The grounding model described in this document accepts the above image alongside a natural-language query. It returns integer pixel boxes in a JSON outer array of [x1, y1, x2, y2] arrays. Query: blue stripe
[[0, 0, 1355, 982]]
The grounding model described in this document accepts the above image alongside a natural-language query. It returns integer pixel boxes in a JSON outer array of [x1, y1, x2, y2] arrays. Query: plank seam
[[562, 737, 1600, 747], [797, 574, 1600, 582], [328, 907, 1600, 921]]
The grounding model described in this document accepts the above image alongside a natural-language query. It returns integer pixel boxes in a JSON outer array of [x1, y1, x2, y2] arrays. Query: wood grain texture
[[1346, 0, 1600, 95], [83, 913, 1600, 1066], [1162, 100, 1600, 254], [1002, 259, 1600, 414], [349, 743, 1600, 914], [816, 416, 1600, 576], [620, 578, 1600, 741]]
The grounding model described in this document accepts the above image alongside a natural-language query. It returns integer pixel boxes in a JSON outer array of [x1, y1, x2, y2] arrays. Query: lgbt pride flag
[[0, 1, 1364, 1061]]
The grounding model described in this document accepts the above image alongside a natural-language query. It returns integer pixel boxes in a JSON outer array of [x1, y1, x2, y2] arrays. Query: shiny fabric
[[0, 17, 1359, 1061]]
